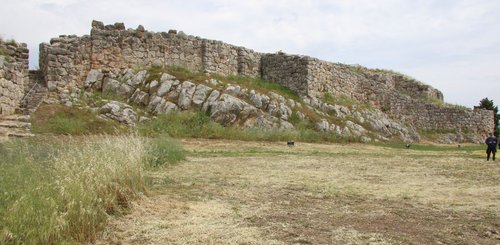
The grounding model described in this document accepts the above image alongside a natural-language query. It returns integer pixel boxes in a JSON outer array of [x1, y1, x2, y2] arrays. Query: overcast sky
[[1, 0, 499, 108]]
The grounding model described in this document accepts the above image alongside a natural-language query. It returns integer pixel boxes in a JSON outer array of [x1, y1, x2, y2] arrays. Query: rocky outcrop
[[98, 101, 137, 126], [78, 68, 431, 142]]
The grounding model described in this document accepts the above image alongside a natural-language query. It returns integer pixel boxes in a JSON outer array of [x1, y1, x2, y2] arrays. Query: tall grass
[[0, 135, 184, 244]]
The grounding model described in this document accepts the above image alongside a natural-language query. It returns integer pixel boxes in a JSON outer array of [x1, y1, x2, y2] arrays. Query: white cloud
[[1, 0, 499, 107]]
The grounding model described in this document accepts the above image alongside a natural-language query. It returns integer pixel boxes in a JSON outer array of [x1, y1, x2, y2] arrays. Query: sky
[[1, 0, 499, 108]]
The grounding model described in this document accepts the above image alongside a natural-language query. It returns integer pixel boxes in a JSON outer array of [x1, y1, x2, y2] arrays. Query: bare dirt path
[[97, 139, 500, 244]]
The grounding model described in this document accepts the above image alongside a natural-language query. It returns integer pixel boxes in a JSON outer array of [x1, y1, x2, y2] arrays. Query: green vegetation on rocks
[[138, 111, 356, 143], [31, 104, 128, 135]]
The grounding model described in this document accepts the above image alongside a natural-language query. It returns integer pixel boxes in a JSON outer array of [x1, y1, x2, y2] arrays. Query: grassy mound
[[31, 104, 128, 135]]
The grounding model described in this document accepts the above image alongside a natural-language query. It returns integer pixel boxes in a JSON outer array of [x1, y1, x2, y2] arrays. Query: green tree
[[478, 97, 499, 137]]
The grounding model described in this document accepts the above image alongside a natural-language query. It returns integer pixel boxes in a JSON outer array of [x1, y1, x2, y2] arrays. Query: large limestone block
[[147, 95, 163, 112], [202, 90, 221, 112], [249, 90, 270, 109], [130, 89, 150, 106], [154, 99, 178, 114], [157, 79, 176, 97], [192, 84, 212, 108], [102, 78, 120, 94], [99, 101, 137, 126], [84, 69, 104, 89], [127, 70, 147, 88], [224, 85, 241, 96], [209, 94, 258, 126], [177, 81, 196, 110], [316, 119, 330, 132]]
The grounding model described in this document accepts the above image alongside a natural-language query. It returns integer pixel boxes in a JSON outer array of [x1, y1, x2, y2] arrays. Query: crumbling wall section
[[39, 35, 91, 103], [0, 40, 29, 115], [386, 94, 494, 135]]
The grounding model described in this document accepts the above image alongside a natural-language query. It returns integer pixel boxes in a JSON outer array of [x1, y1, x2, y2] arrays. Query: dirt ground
[[97, 139, 500, 244]]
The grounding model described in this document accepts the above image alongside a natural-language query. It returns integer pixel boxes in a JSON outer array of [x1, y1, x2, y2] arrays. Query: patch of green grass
[[0, 47, 8, 57], [145, 136, 186, 168], [162, 66, 300, 101], [321, 92, 371, 111], [31, 104, 127, 135], [417, 128, 463, 142], [165, 66, 207, 83], [372, 142, 483, 152], [444, 103, 469, 110], [80, 90, 128, 107], [347, 65, 422, 85], [146, 65, 166, 83], [0, 47, 14, 62], [138, 111, 358, 143], [221, 74, 300, 101]]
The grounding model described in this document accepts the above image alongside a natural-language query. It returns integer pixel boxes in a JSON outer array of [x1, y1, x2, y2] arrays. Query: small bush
[[145, 136, 185, 168], [146, 65, 166, 82], [0, 47, 7, 57]]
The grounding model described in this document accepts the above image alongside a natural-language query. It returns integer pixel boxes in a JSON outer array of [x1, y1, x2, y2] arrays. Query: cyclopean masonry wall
[[38, 20, 494, 137], [39, 35, 91, 103], [40, 20, 262, 103], [261, 53, 493, 136], [0, 40, 29, 115]]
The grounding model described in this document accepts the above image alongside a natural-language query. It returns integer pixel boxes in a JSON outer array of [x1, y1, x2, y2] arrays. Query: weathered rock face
[[99, 101, 137, 126], [29, 20, 494, 142], [82, 68, 433, 142], [0, 40, 29, 116], [208, 94, 259, 126]]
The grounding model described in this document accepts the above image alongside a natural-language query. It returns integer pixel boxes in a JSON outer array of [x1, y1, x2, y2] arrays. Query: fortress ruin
[[0, 20, 494, 142]]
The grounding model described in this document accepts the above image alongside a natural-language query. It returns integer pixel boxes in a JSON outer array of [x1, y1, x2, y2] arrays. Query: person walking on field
[[485, 133, 497, 161]]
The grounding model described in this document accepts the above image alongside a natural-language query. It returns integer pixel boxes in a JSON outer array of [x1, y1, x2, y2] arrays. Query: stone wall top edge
[[89, 20, 266, 54]]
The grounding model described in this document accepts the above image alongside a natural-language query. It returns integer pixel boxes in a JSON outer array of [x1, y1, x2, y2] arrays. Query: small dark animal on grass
[[287, 140, 295, 147], [405, 144, 411, 149]]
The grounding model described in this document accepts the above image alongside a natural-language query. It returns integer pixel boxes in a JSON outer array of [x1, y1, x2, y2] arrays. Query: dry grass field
[[98, 139, 500, 244]]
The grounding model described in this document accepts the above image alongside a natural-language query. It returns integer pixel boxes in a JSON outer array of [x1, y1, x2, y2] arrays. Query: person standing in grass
[[485, 133, 497, 161]]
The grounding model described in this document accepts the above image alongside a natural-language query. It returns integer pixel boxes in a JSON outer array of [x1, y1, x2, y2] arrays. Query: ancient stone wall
[[260, 54, 493, 135], [386, 94, 493, 135], [35, 20, 494, 139], [261, 53, 309, 97], [0, 40, 29, 115], [40, 20, 262, 101], [392, 76, 443, 102], [89, 21, 204, 72], [39, 34, 91, 103]]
